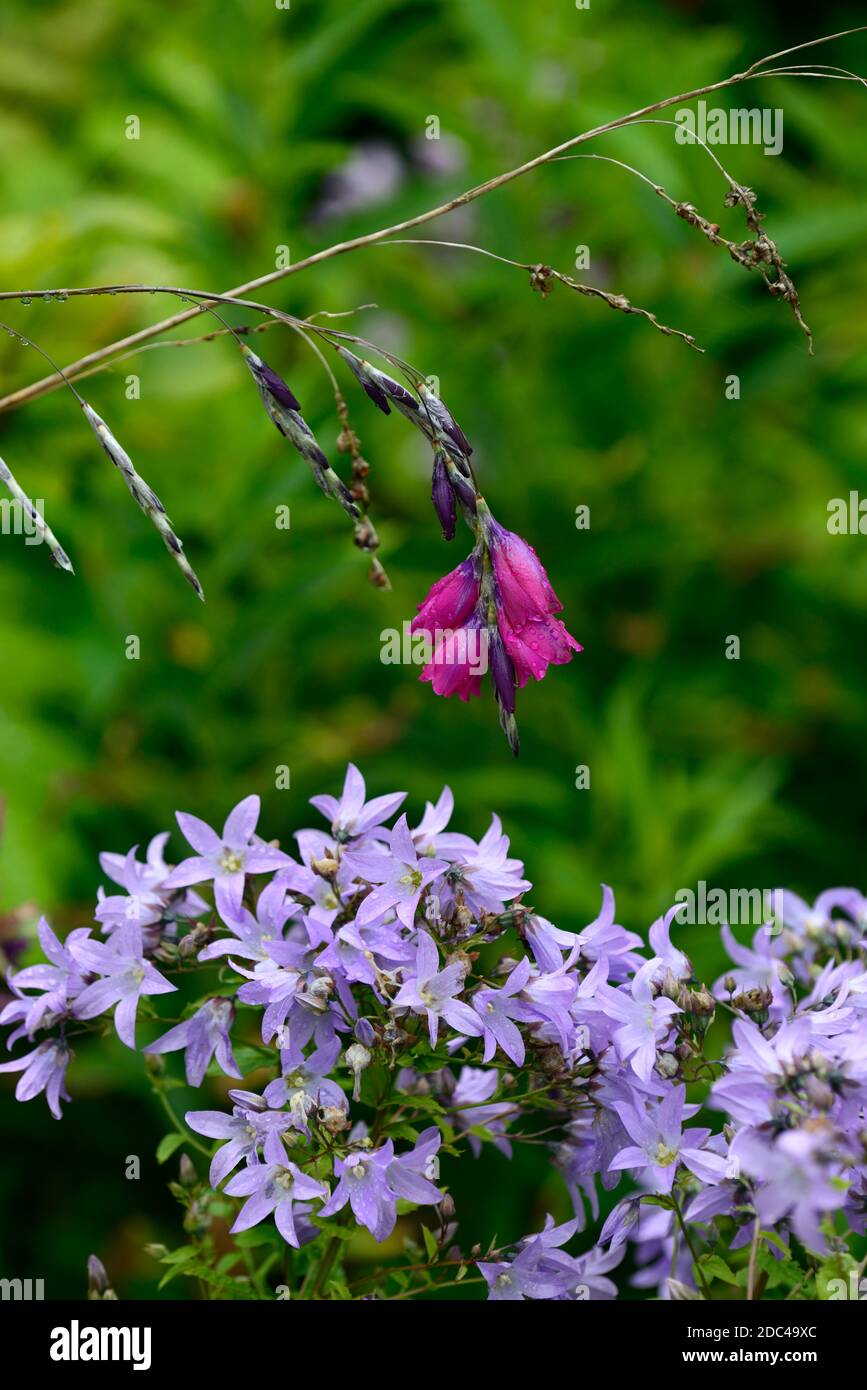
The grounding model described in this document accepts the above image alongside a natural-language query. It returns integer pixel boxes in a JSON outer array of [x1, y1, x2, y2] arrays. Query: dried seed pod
[[82, 404, 203, 601]]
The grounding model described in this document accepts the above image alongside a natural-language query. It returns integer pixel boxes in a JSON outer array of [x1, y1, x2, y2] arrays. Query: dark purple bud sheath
[[418, 383, 472, 457], [334, 346, 391, 414], [489, 626, 517, 715], [444, 456, 477, 514], [240, 345, 301, 412], [431, 450, 456, 540], [241, 345, 360, 521]]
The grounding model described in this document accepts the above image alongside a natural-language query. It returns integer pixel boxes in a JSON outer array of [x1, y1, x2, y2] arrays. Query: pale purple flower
[[309, 763, 406, 843], [438, 815, 531, 916], [186, 1092, 296, 1187], [70, 923, 175, 1049], [385, 1126, 443, 1203], [97, 833, 207, 934], [732, 1127, 848, 1251], [392, 931, 482, 1046], [320, 1142, 399, 1241], [163, 795, 292, 925], [263, 1037, 348, 1129], [479, 1218, 581, 1301], [344, 816, 446, 929], [473, 957, 532, 1064], [0, 1038, 71, 1119], [609, 1085, 729, 1194], [593, 958, 681, 1081], [571, 1239, 625, 1300], [95, 849, 166, 932], [450, 1066, 512, 1156], [143, 998, 241, 1086], [0, 918, 89, 1043], [196, 877, 301, 968], [225, 1160, 329, 1247]]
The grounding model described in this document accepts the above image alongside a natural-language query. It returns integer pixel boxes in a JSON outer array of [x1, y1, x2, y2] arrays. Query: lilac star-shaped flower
[[473, 957, 532, 1064], [70, 923, 175, 1049], [309, 762, 406, 843], [144, 998, 241, 1086], [344, 816, 446, 930], [225, 1159, 329, 1247], [392, 931, 482, 1047], [163, 795, 292, 925], [320, 1142, 399, 1241], [608, 1085, 728, 1194]]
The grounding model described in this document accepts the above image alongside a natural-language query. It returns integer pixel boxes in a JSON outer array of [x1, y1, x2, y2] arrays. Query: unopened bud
[[803, 1074, 834, 1110], [178, 1153, 197, 1188], [87, 1254, 117, 1300]]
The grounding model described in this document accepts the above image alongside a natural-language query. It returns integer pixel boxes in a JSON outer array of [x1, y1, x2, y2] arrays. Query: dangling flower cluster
[[336, 346, 582, 754], [3, 318, 579, 754], [4, 768, 864, 1298]]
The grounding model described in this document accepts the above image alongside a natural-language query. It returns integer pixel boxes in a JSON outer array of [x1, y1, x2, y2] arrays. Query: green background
[[1, 0, 866, 1297]]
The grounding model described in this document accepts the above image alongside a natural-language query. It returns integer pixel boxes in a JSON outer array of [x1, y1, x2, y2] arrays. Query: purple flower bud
[[445, 461, 477, 513], [354, 1017, 376, 1047], [241, 347, 301, 412], [432, 452, 456, 540], [419, 383, 472, 457], [489, 628, 516, 714], [335, 346, 391, 414]]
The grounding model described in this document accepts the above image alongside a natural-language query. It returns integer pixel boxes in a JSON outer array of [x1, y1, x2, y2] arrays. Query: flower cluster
[[338, 346, 581, 753], [3, 768, 866, 1299]]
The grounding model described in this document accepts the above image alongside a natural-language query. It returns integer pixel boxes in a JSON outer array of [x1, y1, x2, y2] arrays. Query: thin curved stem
[[0, 25, 864, 415]]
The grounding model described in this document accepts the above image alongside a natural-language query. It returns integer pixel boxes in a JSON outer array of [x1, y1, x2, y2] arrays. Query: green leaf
[[816, 1253, 858, 1301], [697, 1254, 739, 1287], [156, 1133, 185, 1164], [233, 1226, 282, 1249], [421, 1224, 438, 1263]]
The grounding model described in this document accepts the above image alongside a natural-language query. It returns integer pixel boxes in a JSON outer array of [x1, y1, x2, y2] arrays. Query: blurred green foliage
[[1, 0, 866, 1297]]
